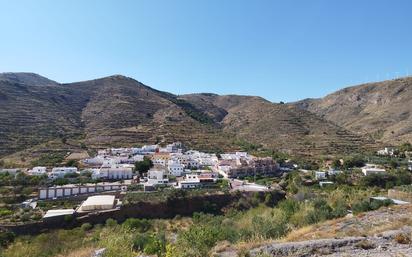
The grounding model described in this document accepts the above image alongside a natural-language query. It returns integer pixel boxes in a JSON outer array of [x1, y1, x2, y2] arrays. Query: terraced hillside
[[0, 72, 374, 159], [180, 94, 374, 155], [0, 73, 88, 156], [295, 77, 412, 145]]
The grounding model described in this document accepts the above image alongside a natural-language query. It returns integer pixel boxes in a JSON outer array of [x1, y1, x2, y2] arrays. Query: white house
[[408, 160, 412, 171], [79, 195, 116, 212], [328, 169, 342, 176], [27, 166, 47, 176], [141, 145, 158, 153], [152, 158, 167, 167], [167, 161, 184, 176], [146, 169, 169, 186], [0, 168, 19, 175], [130, 154, 145, 163], [377, 147, 395, 156], [315, 171, 327, 180], [177, 174, 201, 189], [97, 164, 133, 180], [361, 164, 386, 176], [50, 167, 78, 179], [83, 155, 105, 165]]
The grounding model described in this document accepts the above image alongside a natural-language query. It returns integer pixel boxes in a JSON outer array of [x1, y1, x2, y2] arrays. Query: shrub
[[105, 218, 117, 227], [343, 155, 365, 169], [81, 223, 93, 231], [359, 173, 395, 188], [352, 200, 371, 214], [133, 233, 150, 251], [143, 234, 165, 256], [0, 209, 13, 217], [331, 200, 347, 218], [278, 199, 301, 218], [123, 218, 151, 232], [0, 230, 15, 247], [251, 212, 288, 239], [64, 215, 74, 223]]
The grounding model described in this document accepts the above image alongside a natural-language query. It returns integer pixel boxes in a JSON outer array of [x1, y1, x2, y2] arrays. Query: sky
[[0, 0, 412, 102]]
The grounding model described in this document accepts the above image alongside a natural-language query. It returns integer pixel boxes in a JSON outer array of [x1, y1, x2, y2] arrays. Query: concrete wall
[[388, 189, 412, 203], [39, 185, 124, 200]]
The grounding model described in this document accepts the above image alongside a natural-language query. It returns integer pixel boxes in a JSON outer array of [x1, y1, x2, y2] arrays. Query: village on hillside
[[0, 141, 412, 228], [0, 142, 283, 224]]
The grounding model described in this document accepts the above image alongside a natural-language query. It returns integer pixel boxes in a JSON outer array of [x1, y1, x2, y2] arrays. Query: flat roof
[[43, 209, 74, 218], [82, 195, 115, 206]]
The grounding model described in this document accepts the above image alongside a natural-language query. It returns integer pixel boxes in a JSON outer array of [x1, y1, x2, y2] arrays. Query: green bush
[[0, 209, 13, 217], [81, 223, 93, 231], [143, 233, 166, 256], [134, 157, 153, 176], [105, 218, 118, 227], [123, 218, 151, 232], [0, 230, 15, 247], [278, 199, 301, 218]]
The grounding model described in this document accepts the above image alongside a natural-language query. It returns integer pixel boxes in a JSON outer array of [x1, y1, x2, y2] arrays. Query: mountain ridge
[[0, 72, 376, 160], [294, 77, 412, 145]]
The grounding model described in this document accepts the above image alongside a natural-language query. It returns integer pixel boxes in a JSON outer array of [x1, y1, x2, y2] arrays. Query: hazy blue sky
[[1, 0, 411, 102]]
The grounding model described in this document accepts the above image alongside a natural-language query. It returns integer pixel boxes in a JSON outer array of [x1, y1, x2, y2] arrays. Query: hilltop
[[294, 77, 412, 145]]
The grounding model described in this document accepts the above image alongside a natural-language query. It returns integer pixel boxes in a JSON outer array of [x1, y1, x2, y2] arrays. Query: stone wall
[[388, 189, 412, 203]]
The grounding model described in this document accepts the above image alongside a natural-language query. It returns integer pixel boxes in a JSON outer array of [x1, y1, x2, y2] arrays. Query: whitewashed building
[[27, 166, 47, 176], [315, 171, 327, 180], [377, 147, 396, 156], [361, 164, 386, 176], [79, 195, 116, 212], [97, 164, 133, 180], [50, 167, 78, 179], [167, 160, 184, 176], [177, 174, 201, 189], [146, 169, 169, 186], [327, 169, 342, 176]]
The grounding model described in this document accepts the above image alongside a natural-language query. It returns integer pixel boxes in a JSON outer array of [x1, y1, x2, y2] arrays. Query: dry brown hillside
[[0, 72, 375, 159], [295, 77, 412, 145], [180, 94, 374, 155]]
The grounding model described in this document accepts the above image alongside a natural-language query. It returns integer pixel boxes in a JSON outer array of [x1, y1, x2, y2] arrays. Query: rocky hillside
[[181, 94, 374, 155], [218, 204, 412, 257], [295, 77, 412, 145], [0, 72, 373, 158]]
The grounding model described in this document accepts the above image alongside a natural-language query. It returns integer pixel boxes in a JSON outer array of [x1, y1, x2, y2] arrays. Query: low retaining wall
[[388, 189, 412, 203]]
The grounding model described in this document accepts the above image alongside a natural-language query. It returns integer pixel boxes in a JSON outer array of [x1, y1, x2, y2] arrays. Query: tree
[[134, 157, 153, 176], [343, 155, 365, 169], [65, 159, 78, 167], [331, 159, 342, 169]]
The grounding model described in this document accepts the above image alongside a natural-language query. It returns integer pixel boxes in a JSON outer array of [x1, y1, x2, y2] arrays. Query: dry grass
[[284, 205, 412, 243], [55, 247, 95, 257]]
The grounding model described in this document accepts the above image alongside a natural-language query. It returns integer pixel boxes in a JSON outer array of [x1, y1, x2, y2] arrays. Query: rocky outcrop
[[219, 227, 412, 257]]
